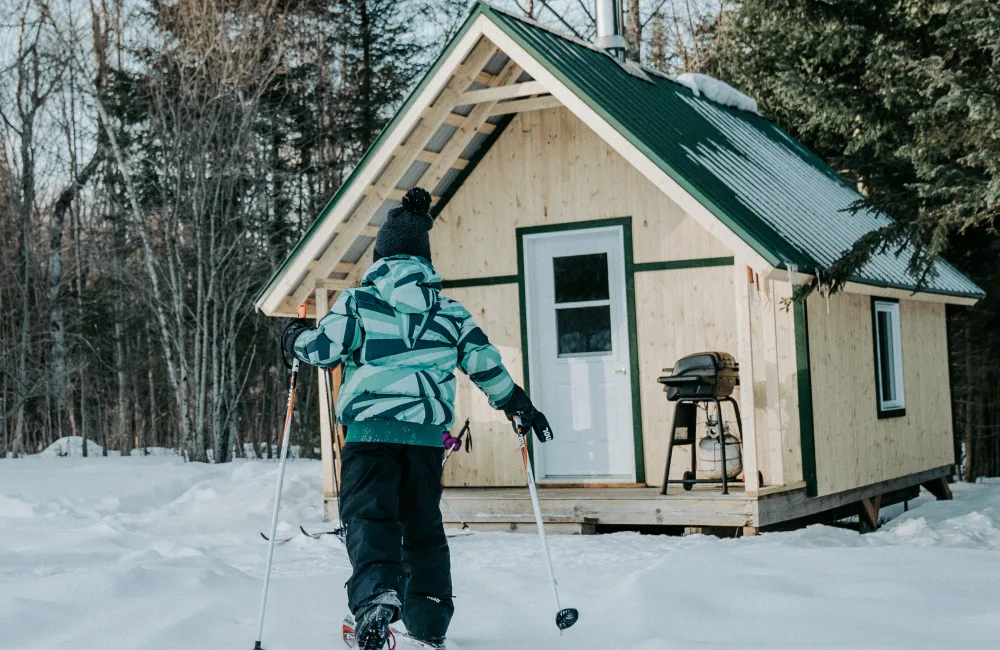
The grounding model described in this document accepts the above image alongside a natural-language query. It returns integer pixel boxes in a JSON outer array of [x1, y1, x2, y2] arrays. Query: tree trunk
[[358, 0, 376, 148], [48, 149, 103, 446], [148, 360, 156, 452], [74, 192, 88, 459], [964, 322, 975, 482], [12, 110, 34, 459], [115, 319, 130, 456]]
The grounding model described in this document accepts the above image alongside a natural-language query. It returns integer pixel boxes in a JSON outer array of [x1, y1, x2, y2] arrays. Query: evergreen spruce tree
[[712, 0, 1000, 478], [714, 0, 999, 287]]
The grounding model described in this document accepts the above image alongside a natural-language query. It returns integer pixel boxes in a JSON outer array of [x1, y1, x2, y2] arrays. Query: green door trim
[[441, 275, 520, 289], [794, 298, 818, 496], [443, 256, 733, 289], [633, 256, 735, 273], [515, 217, 645, 483]]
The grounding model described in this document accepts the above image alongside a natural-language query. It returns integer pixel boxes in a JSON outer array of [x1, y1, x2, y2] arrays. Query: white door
[[524, 226, 635, 482]]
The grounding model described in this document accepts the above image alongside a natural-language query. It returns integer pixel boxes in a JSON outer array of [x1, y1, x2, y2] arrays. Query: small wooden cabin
[[255, 2, 983, 533]]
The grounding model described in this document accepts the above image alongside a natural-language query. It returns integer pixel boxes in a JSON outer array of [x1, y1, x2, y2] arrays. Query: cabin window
[[872, 299, 905, 417], [553, 253, 612, 356]]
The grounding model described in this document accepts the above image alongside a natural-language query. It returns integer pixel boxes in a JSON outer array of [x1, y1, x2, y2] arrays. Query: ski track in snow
[[2, 458, 999, 649]]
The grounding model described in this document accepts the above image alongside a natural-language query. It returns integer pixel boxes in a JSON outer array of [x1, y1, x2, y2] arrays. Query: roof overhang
[[256, 2, 982, 316], [255, 4, 780, 318], [767, 268, 982, 307]]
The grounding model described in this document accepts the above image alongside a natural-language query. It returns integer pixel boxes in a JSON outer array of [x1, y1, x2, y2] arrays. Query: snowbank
[[674, 72, 760, 114], [2, 457, 999, 649], [38, 436, 104, 457]]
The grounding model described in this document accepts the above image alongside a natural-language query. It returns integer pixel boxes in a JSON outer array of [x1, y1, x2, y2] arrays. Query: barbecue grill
[[658, 352, 744, 495], [658, 352, 739, 400]]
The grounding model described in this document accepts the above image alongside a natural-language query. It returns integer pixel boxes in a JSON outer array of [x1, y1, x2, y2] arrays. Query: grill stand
[[660, 396, 743, 495]]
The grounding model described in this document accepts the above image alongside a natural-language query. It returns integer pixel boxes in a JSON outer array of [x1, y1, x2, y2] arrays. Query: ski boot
[[354, 593, 401, 650]]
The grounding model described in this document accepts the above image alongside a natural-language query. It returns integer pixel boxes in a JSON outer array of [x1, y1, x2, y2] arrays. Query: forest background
[[2, 0, 997, 480]]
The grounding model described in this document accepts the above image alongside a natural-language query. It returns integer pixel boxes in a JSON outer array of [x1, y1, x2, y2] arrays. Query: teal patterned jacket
[[293, 255, 516, 446]]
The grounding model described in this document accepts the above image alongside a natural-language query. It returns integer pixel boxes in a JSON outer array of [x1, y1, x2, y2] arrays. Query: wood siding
[[432, 106, 729, 281], [635, 267, 739, 486], [747, 279, 803, 488], [807, 293, 954, 496], [440, 285, 525, 486], [433, 106, 737, 487]]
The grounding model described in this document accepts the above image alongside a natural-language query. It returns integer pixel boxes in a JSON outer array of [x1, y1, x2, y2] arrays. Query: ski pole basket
[[657, 352, 744, 495]]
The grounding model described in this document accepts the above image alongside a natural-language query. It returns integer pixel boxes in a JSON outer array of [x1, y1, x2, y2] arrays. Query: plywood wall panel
[[774, 283, 803, 484], [432, 107, 728, 281], [746, 279, 803, 488], [440, 285, 526, 487], [635, 267, 740, 486], [808, 293, 954, 496]]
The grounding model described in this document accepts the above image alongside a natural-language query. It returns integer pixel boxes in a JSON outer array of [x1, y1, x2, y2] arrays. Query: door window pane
[[557, 306, 612, 355], [553, 253, 609, 303]]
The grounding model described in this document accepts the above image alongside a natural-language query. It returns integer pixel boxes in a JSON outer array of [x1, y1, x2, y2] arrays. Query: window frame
[[871, 298, 906, 419], [552, 252, 615, 359]]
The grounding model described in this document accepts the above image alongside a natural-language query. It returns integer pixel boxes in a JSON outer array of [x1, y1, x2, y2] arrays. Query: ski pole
[[440, 419, 471, 530], [254, 305, 306, 650], [321, 368, 341, 499], [514, 415, 579, 632], [441, 418, 470, 467]]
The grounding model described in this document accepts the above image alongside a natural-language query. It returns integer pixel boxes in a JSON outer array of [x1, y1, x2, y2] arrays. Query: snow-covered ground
[[2, 458, 999, 649]]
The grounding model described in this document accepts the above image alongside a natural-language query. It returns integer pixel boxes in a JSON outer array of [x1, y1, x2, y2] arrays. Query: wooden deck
[[325, 484, 768, 531], [438, 486, 758, 529], [322, 465, 951, 533]]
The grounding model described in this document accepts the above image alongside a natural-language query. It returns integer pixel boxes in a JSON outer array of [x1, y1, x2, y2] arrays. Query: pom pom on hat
[[373, 186, 434, 263], [401, 187, 431, 215]]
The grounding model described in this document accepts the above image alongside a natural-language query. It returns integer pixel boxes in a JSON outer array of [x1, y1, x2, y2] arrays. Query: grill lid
[[658, 352, 739, 401]]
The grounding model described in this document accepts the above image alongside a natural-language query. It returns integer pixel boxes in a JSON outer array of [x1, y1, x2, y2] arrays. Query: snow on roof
[[673, 73, 760, 115]]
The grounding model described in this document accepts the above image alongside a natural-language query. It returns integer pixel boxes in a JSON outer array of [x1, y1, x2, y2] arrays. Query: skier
[[281, 187, 553, 650]]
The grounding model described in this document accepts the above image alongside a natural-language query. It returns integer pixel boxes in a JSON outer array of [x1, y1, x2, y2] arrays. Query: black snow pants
[[339, 441, 454, 641]]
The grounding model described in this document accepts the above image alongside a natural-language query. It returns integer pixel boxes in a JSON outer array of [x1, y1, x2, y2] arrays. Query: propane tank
[[698, 415, 742, 480]]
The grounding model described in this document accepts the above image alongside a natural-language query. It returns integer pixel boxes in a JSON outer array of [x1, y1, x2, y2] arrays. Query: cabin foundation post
[[315, 289, 337, 500], [921, 476, 953, 501], [857, 495, 882, 533]]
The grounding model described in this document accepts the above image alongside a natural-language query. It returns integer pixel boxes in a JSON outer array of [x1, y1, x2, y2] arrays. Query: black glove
[[281, 318, 312, 369], [502, 385, 554, 443]]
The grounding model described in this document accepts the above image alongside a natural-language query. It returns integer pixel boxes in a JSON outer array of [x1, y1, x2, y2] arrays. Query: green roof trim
[[258, 2, 984, 308]]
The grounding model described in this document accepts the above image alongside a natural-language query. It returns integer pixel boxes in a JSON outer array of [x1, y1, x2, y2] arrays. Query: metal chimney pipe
[[594, 0, 627, 56]]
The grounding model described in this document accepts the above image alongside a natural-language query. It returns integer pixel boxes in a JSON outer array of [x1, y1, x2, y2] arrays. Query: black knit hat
[[373, 187, 434, 263]]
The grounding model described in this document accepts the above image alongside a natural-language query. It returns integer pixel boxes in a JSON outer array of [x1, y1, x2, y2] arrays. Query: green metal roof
[[482, 4, 983, 299], [257, 2, 983, 307]]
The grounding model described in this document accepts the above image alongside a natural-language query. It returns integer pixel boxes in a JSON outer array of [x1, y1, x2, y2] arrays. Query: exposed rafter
[[333, 223, 379, 238], [416, 150, 468, 170], [336, 59, 525, 294], [439, 114, 500, 131], [457, 80, 545, 104], [290, 40, 499, 307], [307, 261, 356, 274], [489, 94, 562, 115]]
